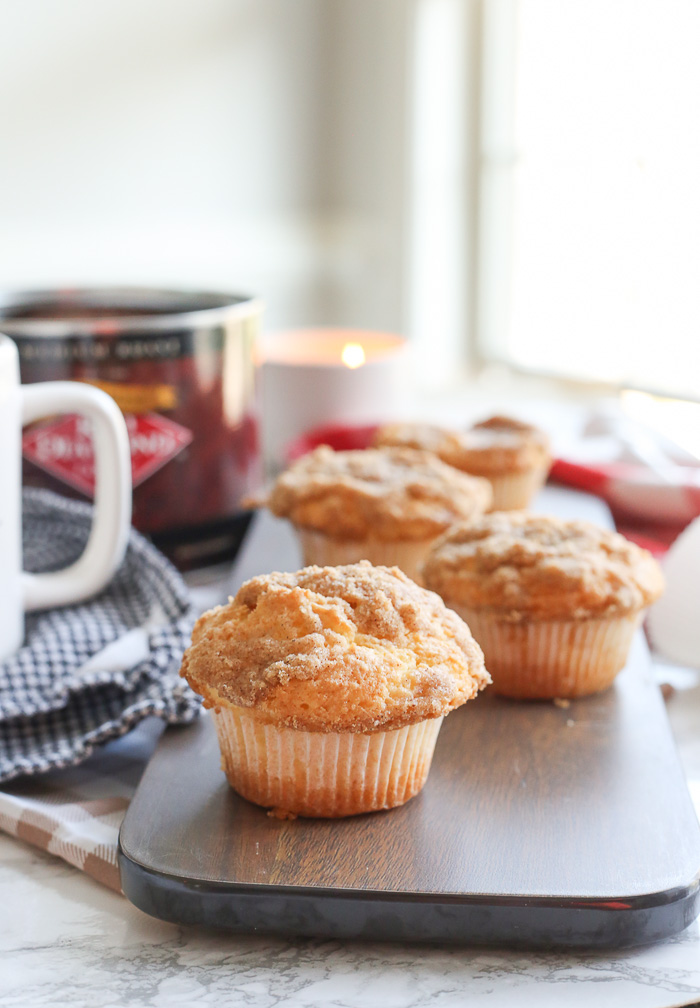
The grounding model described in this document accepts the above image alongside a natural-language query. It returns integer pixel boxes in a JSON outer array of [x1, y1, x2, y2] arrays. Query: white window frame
[[471, 0, 700, 404]]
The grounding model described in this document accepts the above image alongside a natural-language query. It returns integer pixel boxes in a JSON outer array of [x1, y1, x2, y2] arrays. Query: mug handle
[[21, 382, 132, 611]]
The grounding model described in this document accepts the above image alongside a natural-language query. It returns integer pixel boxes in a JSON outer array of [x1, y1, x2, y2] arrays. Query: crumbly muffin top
[[264, 445, 492, 541], [180, 561, 490, 733], [422, 512, 665, 621], [374, 415, 551, 476]]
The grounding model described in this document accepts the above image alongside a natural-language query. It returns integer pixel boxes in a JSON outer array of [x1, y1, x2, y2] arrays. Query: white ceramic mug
[[0, 333, 132, 661]]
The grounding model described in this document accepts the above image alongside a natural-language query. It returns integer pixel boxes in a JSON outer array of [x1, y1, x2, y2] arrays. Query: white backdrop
[[0, 0, 414, 336]]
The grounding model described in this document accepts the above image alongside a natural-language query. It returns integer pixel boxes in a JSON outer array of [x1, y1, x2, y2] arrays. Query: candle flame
[[341, 342, 366, 369]]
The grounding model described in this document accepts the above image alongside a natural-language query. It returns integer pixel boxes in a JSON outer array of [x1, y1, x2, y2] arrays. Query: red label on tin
[[22, 412, 193, 497]]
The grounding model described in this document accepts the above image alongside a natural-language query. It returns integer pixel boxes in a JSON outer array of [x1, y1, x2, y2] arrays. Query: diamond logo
[[22, 412, 193, 497]]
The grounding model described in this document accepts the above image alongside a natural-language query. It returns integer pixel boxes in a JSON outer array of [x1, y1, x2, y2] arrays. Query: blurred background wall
[[1, 0, 699, 402], [0, 1, 413, 334]]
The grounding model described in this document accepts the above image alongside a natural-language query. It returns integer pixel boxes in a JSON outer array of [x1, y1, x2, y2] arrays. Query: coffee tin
[[0, 287, 263, 569]]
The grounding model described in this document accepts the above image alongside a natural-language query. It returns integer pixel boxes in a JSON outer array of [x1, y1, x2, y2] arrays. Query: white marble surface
[[2, 822, 700, 1008], [4, 491, 700, 1007], [3, 647, 700, 1007]]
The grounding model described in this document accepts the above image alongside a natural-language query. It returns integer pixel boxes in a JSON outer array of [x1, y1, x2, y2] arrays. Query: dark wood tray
[[119, 501, 700, 948]]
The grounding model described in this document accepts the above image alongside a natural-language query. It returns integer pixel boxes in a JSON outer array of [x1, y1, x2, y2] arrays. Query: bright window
[[479, 0, 700, 399]]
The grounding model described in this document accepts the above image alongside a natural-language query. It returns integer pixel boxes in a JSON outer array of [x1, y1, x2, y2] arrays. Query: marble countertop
[[3, 664, 700, 1008], [2, 807, 700, 1008], [4, 488, 700, 1008]]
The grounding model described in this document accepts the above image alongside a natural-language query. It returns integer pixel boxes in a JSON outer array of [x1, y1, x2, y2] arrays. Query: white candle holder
[[260, 328, 408, 472]]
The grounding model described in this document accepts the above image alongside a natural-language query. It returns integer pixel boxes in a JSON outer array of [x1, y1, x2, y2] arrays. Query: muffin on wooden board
[[374, 415, 551, 510], [261, 445, 492, 583], [422, 512, 664, 699], [180, 561, 490, 817]]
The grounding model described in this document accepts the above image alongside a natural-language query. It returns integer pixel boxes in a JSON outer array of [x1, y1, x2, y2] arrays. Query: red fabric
[[549, 459, 699, 555], [550, 458, 634, 494], [286, 423, 378, 460]]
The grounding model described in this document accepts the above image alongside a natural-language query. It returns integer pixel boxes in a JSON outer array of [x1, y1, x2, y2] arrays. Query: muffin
[[180, 561, 490, 817], [374, 415, 551, 510], [422, 513, 664, 699], [262, 445, 492, 582]]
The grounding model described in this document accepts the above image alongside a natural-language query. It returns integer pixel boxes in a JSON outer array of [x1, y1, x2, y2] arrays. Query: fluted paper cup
[[487, 464, 550, 511], [295, 527, 438, 584], [212, 706, 444, 817], [452, 606, 639, 699]]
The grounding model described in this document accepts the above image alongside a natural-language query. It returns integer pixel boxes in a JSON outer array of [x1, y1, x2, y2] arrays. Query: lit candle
[[340, 342, 366, 369], [260, 328, 408, 471]]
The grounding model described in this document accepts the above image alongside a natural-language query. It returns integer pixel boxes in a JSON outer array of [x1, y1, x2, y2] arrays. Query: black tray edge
[[118, 845, 700, 949]]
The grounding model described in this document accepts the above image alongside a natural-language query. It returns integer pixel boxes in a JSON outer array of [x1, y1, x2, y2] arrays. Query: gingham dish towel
[[0, 488, 201, 784], [0, 716, 164, 892]]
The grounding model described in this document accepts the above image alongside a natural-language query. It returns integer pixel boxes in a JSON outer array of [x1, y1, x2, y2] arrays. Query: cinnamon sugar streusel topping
[[180, 561, 490, 733], [264, 446, 492, 541], [374, 415, 550, 476], [422, 513, 665, 621]]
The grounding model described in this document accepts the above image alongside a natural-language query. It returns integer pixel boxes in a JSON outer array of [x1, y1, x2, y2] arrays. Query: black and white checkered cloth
[[0, 489, 201, 782]]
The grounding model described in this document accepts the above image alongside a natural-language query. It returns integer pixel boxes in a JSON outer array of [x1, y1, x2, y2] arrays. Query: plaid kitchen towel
[[0, 716, 165, 892], [0, 488, 200, 784]]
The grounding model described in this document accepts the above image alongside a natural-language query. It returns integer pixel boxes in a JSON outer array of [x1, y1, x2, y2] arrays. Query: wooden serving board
[[119, 492, 700, 948]]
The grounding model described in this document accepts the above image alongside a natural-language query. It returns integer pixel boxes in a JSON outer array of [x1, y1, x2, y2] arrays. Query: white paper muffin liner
[[486, 465, 549, 510], [452, 606, 640, 698], [295, 527, 438, 584], [212, 706, 444, 817]]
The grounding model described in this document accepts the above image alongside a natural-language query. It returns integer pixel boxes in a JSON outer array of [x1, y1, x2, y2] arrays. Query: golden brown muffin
[[181, 561, 490, 816], [374, 415, 551, 510], [422, 512, 664, 699], [262, 445, 492, 582]]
